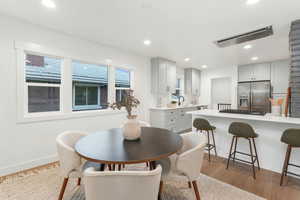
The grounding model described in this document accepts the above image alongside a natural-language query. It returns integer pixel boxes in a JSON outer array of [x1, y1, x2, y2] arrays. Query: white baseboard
[[0, 154, 58, 177]]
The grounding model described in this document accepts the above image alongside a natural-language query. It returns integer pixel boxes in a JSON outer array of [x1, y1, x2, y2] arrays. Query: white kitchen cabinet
[[238, 65, 252, 82], [252, 63, 271, 81], [150, 106, 201, 133], [271, 59, 290, 94], [184, 68, 201, 96], [151, 57, 177, 95], [238, 63, 271, 82]]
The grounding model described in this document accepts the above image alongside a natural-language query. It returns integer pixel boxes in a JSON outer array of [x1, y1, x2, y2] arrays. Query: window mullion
[[62, 58, 72, 113], [108, 65, 115, 104]]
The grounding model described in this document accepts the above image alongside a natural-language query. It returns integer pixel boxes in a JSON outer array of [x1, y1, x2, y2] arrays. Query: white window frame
[[21, 50, 64, 118], [72, 83, 101, 111], [15, 41, 133, 123], [25, 82, 62, 114]]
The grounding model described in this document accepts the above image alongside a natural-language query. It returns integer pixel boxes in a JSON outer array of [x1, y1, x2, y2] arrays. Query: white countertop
[[187, 109, 300, 125], [150, 105, 207, 111]]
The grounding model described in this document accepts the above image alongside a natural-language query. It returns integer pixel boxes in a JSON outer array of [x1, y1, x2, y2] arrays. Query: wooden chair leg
[[226, 136, 235, 169], [158, 181, 163, 200], [285, 146, 292, 177], [58, 178, 69, 200], [188, 181, 192, 188], [77, 177, 81, 186], [280, 145, 292, 186], [252, 138, 260, 170], [100, 164, 106, 171], [192, 181, 201, 200], [211, 130, 218, 157], [248, 139, 256, 179]]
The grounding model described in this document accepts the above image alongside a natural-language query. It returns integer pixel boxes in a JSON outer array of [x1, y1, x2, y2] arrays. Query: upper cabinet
[[238, 59, 290, 94], [151, 57, 177, 95], [238, 63, 271, 82], [184, 68, 201, 96], [271, 60, 290, 94]]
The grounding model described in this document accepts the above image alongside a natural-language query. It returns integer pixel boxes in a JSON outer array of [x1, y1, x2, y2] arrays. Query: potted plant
[[110, 90, 141, 140]]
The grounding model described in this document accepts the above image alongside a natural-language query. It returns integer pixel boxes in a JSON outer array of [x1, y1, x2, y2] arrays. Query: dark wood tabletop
[[75, 127, 183, 164]]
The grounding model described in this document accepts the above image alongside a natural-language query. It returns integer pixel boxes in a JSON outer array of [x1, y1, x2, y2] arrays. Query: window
[[17, 42, 137, 122], [25, 53, 61, 113], [175, 78, 181, 96], [115, 68, 131, 102], [72, 61, 108, 111]]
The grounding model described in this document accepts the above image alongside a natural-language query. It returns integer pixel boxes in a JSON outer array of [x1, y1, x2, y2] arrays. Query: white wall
[[200, 65, 238, 108], [0, 15, 152, 176]]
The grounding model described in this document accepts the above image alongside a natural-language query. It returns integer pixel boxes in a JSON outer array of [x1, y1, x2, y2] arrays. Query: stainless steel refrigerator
[[238, 81, 271, 113]]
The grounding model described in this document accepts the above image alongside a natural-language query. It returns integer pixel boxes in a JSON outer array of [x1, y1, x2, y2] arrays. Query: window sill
[[17, 109, 127, 124]]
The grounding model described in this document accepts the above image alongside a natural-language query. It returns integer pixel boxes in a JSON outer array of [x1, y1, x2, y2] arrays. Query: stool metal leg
[[280, 145, 292, 186], [211, 130, 218, 157], [207, 130, 211, 161], [248, 139, 256, 179], [233, 137, 238, 164], [226, 136, 235, 169], [252, 138, 260, 170]]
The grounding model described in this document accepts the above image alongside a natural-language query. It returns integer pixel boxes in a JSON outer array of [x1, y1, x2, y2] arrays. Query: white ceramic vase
[[122, 116, 142, 140]]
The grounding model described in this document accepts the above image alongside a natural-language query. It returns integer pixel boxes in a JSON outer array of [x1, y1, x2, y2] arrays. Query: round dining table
[[75, 127, 183, 170]]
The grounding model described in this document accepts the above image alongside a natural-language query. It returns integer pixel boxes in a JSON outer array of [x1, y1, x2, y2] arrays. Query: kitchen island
[[187, 109, 300, 174]]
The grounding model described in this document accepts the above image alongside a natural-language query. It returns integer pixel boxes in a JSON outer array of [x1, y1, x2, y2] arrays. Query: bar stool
[[280, 129, 300, 186], [226, 122, 260, 179], [193, 118, 217, 161]]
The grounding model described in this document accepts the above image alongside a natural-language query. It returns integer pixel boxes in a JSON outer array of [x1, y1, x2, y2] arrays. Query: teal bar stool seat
[[193, 118, 217, 161], [226, 122, 260, 179], [280, 129, 300, 186]]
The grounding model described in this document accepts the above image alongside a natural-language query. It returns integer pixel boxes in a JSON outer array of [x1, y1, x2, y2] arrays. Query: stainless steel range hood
[[215, 26, 274, 48]]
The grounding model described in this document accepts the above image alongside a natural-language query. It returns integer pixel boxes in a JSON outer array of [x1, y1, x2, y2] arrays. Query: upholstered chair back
[[83, 165, 162, 200], [176, 132, 207, 181], [56, 131, 87, 177]]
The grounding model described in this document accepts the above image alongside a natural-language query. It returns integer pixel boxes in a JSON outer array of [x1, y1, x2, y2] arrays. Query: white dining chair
[[83, 165, 162, 200], [157, 132, 207, 200], [56, 131, 100, 200]]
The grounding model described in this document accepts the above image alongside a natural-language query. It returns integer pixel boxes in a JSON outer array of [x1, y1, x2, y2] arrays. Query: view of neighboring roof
[[25, 54, 130, 87]]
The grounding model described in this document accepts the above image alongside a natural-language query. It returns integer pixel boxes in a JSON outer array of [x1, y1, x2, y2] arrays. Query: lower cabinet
[[149, 107, 200, 133]]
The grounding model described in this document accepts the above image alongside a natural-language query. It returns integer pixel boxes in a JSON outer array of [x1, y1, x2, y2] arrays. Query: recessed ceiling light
[[41, 0, 56, 8], [202, 65, 208, 69], [143, 40, 151, 46], [105, 59, 112, 64], [243, 44, 252, 49], [184, 58, 190, 62], [251, 56, 259, 61], [246, 0, 260, 5]]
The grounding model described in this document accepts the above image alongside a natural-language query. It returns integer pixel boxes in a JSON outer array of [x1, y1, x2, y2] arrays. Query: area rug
[[0, 163, 265, 200]]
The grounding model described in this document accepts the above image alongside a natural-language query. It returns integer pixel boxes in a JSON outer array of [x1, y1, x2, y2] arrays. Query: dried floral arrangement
[[110, 90, 140, 118]]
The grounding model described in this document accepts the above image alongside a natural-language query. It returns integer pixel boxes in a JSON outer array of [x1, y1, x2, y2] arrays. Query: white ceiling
[[0, 0, 299, 69]]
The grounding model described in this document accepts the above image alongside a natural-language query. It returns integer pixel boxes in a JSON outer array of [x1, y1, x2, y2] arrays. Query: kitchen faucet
[[178, 95, 185, 106]]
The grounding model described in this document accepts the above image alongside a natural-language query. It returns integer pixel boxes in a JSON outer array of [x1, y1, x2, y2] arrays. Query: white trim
[[26, 82, 61, 87], [0, 154, 58, 177], [19, 109, 126, 124]]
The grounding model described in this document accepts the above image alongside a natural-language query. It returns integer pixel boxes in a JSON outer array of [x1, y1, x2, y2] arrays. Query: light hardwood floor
[[201, 154, 300, 200]]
